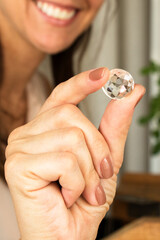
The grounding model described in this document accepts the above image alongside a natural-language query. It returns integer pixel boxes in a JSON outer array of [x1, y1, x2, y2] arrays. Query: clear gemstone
[[102, 69, 134, 100]]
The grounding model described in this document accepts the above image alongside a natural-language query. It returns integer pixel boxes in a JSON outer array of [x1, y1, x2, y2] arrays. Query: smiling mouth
[[36, 1, 79, 21]]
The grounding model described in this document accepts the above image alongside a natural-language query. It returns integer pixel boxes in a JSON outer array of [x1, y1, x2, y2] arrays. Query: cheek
[[0, 0, 29, 40], [89, 0, 104, 11], [81, 0, 104, 27]]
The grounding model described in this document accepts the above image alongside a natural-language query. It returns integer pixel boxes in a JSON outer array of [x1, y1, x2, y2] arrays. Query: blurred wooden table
[[111, 173, 160, 222], [102, 217, 160, 240]]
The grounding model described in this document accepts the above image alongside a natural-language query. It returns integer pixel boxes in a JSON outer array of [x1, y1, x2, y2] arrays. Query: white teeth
[[46, 7, 53, 16], [37, 1, 76, 20], [54, 8, 61, 18], [42, 3, 48, 12], [37, 1, 42, 8]]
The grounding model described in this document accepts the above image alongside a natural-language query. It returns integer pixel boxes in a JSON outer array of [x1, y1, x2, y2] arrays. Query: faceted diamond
[[102, 69, 134, 100]]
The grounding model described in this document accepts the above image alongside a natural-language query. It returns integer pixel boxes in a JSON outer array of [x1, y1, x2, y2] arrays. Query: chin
[[34, 36, 76, 54], [25, 24, 80, 54]]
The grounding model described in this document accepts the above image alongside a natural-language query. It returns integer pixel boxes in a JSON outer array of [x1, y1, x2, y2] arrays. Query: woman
[[0, 0, 145, 239]]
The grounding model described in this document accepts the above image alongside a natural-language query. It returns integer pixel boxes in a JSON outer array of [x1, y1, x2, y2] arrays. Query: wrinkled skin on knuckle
[[5, 153, 34, 194], [4, 152, 24, 184], [7, 127, 21, 143], [33, 104, 81, 131], [5, 140, 22, 159], [58, 104, 80, 121], [69, 127, 85, 147]]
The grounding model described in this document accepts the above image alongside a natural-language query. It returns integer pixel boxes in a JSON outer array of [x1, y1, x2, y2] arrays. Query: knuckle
[[5, 141, 19, 159], [53, 104, 81, 125], [59, 104, 79, 118], [69, 127, 85, 143], [8, 127, 22, 143], [4, 153, 24, 183], [64, 152, 77, 171], [5, 144, 11, 159]]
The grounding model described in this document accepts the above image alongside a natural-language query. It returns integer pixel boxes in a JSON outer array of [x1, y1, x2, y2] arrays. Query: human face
[[0, 0, 104, 54]]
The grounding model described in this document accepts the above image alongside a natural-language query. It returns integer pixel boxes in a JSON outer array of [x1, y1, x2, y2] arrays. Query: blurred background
[[40, 0, 160, 239], [77, 0, 160, 175]]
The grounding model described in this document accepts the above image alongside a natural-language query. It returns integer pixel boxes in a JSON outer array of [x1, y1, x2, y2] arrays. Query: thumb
[[38, 67, 109, 115], [99, 84, 146, 174]]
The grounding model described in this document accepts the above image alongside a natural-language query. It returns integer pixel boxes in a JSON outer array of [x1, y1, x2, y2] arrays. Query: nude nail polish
[[100, 157, 114, 179], [95, 184, 106, 205], [89, 67, 106, 81]]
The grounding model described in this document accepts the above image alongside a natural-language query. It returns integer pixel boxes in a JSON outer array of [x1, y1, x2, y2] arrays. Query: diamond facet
[[102, 69, 134, 100]]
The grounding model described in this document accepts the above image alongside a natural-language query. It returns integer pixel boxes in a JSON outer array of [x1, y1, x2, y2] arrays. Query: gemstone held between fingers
[[102, 68, 134, 100]]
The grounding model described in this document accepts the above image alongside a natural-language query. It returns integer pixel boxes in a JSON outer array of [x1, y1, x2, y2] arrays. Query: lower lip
[[34, 2, 79, 27]]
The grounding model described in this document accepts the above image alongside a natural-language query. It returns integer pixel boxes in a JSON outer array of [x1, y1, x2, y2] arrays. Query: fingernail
[[100, 157, 114, 179], [95, 184, 106, 205], [89, 67, 106, 81]]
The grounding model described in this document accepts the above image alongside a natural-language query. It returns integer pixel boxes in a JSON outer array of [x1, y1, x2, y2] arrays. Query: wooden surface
[[102, 217, 160, 240], [116, 173, 160, 202], [111, 173, 160, 222]]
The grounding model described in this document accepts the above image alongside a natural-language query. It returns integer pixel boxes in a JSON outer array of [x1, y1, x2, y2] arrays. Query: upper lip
[[36, 0, 83, 10]]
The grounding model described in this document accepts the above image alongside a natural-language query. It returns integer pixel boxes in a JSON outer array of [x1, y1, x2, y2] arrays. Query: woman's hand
[[5, 67, 145, 240]]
